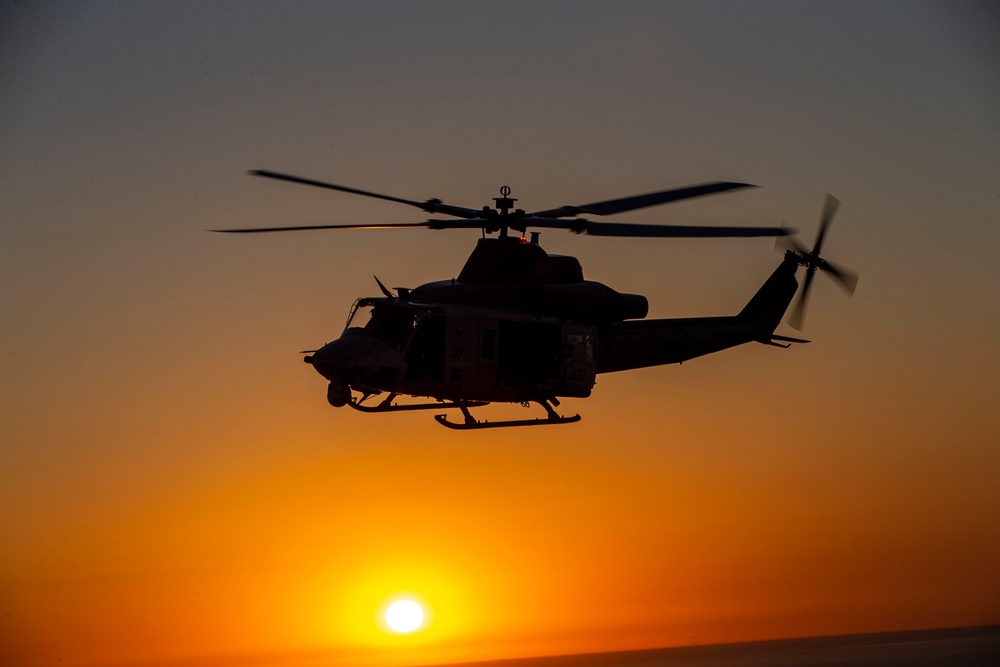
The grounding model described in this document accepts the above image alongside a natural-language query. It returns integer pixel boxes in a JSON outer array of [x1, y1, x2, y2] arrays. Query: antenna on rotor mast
[[493, 185, 516, 214]]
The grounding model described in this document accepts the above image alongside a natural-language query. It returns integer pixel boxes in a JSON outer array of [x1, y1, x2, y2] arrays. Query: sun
[[385, 599, 425, 633]]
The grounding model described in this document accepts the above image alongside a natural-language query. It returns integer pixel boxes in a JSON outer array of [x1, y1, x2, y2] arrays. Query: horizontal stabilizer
[[770, 334, 810, 344], [756, 333, 810, 348]]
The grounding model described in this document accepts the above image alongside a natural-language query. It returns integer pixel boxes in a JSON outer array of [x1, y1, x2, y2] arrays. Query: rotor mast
[[491, 185, 524, 239]]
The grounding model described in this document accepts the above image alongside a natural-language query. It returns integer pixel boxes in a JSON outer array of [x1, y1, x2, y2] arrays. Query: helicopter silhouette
[[215, 170, 857, 429]]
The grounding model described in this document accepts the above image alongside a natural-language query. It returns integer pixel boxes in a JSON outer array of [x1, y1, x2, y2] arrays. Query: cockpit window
[[364, 305, 417, 348], [343, 298, 418, 348], [342, 299, 372, 333]]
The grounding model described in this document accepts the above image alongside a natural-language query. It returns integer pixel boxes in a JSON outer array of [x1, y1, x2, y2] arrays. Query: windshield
[[343, 299, 417, 349], [342, 298, 373, 333]]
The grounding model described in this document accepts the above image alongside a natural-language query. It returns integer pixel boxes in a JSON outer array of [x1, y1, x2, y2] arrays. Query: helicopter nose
[[305, 338, 357, 381], [304, 332, 403, 385]]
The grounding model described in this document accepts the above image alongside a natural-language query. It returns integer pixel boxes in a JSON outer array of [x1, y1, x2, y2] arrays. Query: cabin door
[[442, 315, 472, 387], [557, 325, 597, 393]]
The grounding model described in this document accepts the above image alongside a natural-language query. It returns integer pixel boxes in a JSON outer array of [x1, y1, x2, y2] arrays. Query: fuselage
[[305, 238, 801, 406]]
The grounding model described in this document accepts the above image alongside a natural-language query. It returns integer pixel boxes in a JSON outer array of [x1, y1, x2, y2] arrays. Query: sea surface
[[418, 626, 1000, 667]]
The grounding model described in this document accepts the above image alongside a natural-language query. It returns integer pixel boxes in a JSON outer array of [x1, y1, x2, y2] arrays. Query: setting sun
[[385, 599, 425, 633]]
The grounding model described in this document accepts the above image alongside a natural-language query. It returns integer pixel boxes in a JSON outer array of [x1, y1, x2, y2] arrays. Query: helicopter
[[215, 170, 858, 429]]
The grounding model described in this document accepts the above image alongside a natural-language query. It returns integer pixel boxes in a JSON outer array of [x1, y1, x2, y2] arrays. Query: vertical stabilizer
[[738, 256, 799, 336]]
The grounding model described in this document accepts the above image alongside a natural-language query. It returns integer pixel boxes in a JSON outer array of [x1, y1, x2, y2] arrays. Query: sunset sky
[[2, 2, 999, 666]]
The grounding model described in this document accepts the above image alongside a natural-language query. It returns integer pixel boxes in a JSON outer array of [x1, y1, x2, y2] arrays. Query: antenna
[[493, 185, 516, 214]]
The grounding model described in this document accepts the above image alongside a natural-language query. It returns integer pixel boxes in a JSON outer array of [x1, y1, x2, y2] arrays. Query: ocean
[[418, 626, 1000, 667]]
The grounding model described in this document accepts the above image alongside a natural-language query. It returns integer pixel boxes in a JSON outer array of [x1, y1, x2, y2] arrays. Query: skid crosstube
[[348, 393, 488, 413]]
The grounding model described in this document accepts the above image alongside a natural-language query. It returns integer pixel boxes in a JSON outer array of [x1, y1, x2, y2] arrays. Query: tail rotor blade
[[813, 194, 840, 255], [790, 267, 817, 330], [819, 258, 859, 296]]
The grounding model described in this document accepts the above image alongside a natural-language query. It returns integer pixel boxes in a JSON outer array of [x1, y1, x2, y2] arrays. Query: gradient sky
[[2, 2, 999, 666]]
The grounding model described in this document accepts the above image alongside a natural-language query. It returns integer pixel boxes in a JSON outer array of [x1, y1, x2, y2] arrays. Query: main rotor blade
[[581, 221, 794, 238], [529, 182, 757, 219], [813, 194, 840, 254], [524, 217, 795, 238], [250, 170, 483, 219], [210, 219, 487, 233]]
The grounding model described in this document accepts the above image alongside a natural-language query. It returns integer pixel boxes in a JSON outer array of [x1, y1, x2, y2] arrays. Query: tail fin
[[738, 257, 799, 336]]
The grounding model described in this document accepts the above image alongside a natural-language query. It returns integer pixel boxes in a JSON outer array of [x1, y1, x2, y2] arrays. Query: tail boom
[[595, 256, 800, 374]]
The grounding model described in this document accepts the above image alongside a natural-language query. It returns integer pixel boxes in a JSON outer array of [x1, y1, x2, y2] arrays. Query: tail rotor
[[780, 195, 859, 330]]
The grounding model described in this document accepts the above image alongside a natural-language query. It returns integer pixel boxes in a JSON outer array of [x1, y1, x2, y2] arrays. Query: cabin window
[[482, 328, 496, 360]]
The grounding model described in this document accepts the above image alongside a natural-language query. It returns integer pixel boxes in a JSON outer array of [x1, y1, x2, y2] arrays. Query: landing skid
[[435, 399, 581, 430]]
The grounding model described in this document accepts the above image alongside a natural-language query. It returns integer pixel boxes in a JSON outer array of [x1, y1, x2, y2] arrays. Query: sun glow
[[385, 599, 425, 633]]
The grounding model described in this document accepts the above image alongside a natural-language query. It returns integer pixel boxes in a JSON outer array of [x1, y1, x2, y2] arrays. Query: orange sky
[[2, 2, 999, 666]]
